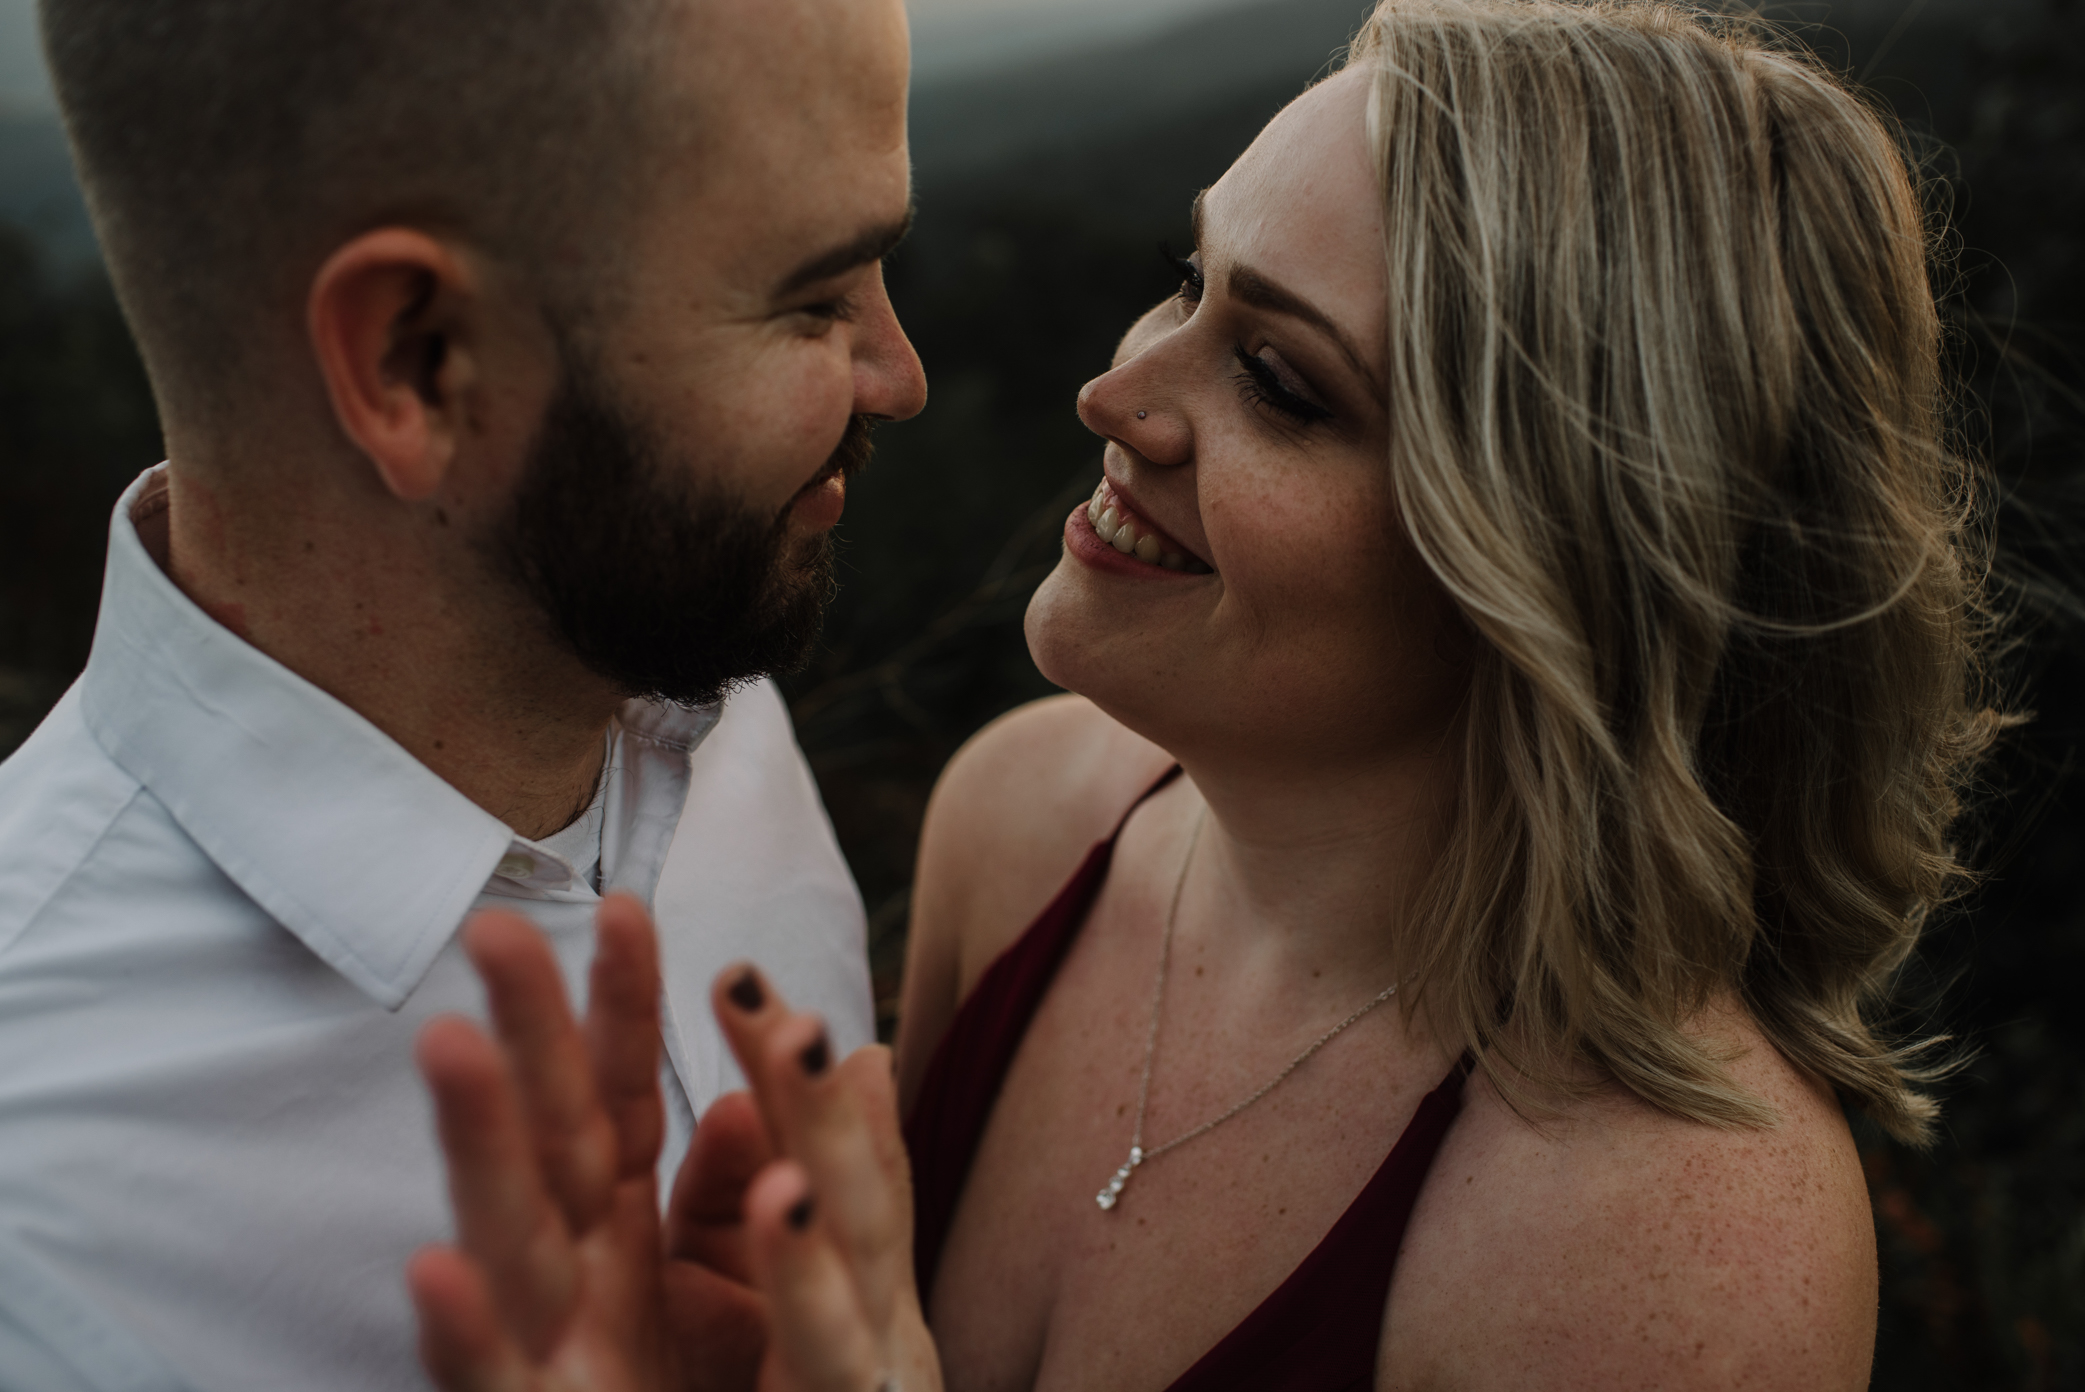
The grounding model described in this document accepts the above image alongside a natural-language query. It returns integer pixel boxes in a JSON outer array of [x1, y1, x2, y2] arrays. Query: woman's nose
[[1077, 363, 1190, 468]]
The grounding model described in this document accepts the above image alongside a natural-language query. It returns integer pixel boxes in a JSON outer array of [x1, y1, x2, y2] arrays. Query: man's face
[[497, 0, 925, 703], [494, 340, 874, 708]]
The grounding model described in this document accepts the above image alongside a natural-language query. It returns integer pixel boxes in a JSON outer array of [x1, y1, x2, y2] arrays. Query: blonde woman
[[412, 2, 2000, 1388]]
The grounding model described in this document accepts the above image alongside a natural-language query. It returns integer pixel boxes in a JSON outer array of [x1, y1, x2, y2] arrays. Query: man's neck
[[148, 462, 621, 840]]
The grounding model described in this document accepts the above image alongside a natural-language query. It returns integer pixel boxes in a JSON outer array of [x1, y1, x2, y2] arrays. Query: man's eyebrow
[[775, 212, 915, 297], [1226, 262, 1383, 398]]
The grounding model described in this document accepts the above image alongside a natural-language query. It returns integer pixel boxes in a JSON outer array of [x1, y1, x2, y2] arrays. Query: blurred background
[[2, 0, 2081, 1384]]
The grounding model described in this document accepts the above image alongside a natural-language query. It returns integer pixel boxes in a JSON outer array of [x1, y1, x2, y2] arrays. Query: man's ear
[[308, 229, 480, 502]]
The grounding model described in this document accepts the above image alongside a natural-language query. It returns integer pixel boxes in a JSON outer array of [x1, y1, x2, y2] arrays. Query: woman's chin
[[1024, 563, 1172, 723], [1023, 563, 1087, 695]]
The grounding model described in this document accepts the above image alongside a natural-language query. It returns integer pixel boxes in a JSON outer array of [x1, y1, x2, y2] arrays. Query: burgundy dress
[[904, 768, 1468, 1391]]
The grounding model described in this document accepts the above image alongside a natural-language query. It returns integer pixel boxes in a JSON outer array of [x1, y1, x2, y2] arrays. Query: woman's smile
[[1075, 479, 1214, 574], [1063, 495, 1209, 581]]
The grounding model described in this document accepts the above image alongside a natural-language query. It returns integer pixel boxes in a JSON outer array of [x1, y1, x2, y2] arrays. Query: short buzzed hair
[[39, 0, 668, 425]]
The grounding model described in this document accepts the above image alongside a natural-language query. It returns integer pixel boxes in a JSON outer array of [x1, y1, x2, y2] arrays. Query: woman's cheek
[[1238, 484, 1405, 617]]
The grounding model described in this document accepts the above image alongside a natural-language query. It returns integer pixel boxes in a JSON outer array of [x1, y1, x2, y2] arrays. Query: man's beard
[[494, 347, 873, 708]]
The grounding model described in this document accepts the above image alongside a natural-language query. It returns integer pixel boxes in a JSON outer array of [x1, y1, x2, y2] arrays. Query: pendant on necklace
[[1095, 1145, 1144, 1211]]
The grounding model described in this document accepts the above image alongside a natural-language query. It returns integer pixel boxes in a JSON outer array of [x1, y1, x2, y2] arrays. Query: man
[[0, 0, 923, 1386]]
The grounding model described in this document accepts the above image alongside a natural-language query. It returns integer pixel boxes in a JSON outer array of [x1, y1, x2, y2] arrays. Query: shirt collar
[[77, 466, 719, 1009]]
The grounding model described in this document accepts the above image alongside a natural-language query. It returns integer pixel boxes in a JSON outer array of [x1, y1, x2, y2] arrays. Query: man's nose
[[853, 276, 928, 422]]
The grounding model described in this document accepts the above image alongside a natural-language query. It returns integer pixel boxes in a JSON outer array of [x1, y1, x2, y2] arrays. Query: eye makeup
[[1156, 243, 1339, 428], [1232, 346, 1334, 424]]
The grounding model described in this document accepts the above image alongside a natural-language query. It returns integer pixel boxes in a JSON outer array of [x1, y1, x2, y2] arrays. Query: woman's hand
[[411, 893, 942, 1392], [705, 966, 941, 1392]]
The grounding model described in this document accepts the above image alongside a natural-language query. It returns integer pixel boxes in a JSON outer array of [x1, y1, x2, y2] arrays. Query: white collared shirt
[[0, 468, 874, 1391]]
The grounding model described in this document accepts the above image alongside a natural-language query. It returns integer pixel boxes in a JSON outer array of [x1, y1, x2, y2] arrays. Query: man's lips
[[792, 455, 846, 502], [785, 418, 874, 527], [791, 470, 846, 530]]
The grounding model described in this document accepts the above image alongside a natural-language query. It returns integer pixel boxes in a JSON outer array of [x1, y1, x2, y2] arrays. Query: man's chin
[[776, 533, 838, 611], [503, 343, 853, 708]]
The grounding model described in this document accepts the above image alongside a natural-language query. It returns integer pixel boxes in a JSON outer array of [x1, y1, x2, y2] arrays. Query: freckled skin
[[899, 62, 1879, 1392], [1380, 1024, 1876, 1391], [909, 700, 1879, 1392], [1024, 71, 1454, 779]]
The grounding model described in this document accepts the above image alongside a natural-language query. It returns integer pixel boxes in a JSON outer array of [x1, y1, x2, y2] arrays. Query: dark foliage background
[[1, 0, 2079, 1384]]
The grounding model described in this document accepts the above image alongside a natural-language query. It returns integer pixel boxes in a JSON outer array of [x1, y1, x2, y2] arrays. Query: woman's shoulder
[[893, 696, 1173, 1107], [1383, 1010, 1877, 1390]]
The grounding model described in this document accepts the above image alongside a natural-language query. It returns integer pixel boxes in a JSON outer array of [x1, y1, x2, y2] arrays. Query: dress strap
[[904, 763, 1182, 1304], [1161, 1054, 1473, 1392], [1115, 763, 1184, 829]]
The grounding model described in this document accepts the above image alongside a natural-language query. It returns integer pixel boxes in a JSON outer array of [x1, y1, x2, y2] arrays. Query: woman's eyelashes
[[1233, 346, 1334, 425], [1159, 245, 1332, 427], [1164, 243, 1205, 306]]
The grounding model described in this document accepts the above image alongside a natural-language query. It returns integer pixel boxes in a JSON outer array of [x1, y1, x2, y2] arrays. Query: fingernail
[[787, 1195, 815, 1231], [727, 969, 764, 1012], [799, 1032, 830, 1076]]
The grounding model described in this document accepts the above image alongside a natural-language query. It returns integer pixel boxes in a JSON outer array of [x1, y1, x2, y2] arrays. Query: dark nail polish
[[727, 969, 764, 1012], [787, 1195, 815, 1231], [799, 1032, 830, 1076]]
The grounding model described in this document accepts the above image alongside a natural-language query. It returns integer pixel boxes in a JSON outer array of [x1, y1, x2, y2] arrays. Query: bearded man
[[0, 0, 924, 1386]]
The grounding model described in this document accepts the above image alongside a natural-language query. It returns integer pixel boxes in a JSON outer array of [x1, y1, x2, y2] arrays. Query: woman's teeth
[[1086, 483, 1212, 573]]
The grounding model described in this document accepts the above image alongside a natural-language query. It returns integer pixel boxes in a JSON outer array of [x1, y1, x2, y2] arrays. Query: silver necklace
[[1095, 806, 1401, 1212]]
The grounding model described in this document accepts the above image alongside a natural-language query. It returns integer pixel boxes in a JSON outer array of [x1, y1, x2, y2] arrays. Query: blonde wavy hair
[[1352, 0, 2004, 1142]]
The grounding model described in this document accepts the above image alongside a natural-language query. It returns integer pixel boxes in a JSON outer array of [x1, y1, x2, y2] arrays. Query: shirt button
[[497, 852, 536, 880]]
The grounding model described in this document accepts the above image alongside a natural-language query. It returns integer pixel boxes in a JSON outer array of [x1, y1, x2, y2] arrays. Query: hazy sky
[[0, 0, 1248, 111], [0, 0, 46, 111], [912, 0, 1205, 19]]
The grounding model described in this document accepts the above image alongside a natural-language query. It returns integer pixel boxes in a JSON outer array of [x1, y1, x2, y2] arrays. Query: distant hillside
[[898, 0, 2032, 262], [909, 0, 1375, 179], [909, 0, 1254, 81], [0, 110, 91, 267], [0, 0, 2030, 275]]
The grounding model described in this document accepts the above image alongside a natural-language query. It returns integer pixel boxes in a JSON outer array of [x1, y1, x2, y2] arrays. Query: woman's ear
[[307, 229, 479, 502]]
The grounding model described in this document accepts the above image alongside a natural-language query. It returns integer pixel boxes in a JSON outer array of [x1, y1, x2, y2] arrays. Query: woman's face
[[1026, 67, 1469, 771]]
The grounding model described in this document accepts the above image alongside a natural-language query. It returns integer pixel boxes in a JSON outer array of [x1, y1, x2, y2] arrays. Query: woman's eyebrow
[[1225, 262, 1384, 399], [1193, 187, 1384, 399]]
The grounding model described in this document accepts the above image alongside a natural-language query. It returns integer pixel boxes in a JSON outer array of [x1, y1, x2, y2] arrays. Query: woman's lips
[[1083, 480, 1212, 573], [1064, 488, 1214, 579]]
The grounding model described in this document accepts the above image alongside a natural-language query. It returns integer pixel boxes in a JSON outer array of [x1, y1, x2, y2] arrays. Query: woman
[[412, 1, 1999, 1387]]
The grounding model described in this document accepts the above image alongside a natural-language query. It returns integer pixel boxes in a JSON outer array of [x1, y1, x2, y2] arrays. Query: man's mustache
[[776, 415, 877, 531], [819, 414, 876, 488]]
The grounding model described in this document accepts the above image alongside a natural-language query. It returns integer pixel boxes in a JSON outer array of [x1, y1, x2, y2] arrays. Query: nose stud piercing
[[1136, 410, 1148, 419]]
